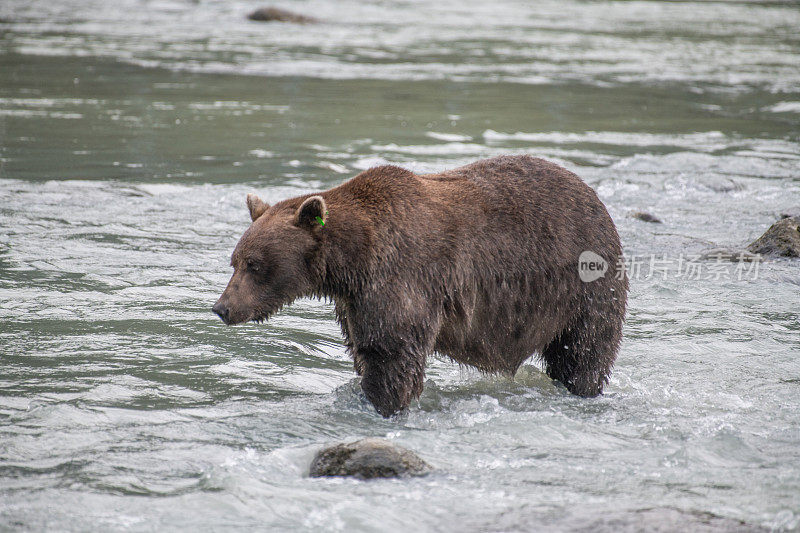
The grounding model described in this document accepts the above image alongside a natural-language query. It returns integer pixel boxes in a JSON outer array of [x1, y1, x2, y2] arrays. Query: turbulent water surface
[[1, 0, 799, 531]]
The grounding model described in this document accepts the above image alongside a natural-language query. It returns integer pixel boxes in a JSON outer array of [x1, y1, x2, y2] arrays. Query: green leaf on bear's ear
[[295, 195, 327, 228]]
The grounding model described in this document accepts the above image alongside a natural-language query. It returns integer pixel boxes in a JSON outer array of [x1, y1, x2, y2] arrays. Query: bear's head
[[212, 193, 327, 325]]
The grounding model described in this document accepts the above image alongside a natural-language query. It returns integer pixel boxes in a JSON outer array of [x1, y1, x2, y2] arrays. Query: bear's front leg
[[357, 344, 426, 418]]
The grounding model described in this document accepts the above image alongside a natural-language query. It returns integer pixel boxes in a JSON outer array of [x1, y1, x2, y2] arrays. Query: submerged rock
[[699, 248, 761, 262], [700, 178, 745, 193], [572, 507, 764, 533], [747, 216, 800, 258], [247, 7, 318, 23], [477, 504, 764, 532], [309, 438, 431, 480], [631, 211, 662, 224]]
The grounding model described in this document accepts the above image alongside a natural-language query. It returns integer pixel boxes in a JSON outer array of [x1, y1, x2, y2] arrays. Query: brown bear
[[213, 155, 628, 417]]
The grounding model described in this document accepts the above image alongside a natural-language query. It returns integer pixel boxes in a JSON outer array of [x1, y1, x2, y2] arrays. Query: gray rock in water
[[631, 211, 662, 224], [247, 7, 318, 23], [747, 216, 800, 258], [309, 438, 431, 480]]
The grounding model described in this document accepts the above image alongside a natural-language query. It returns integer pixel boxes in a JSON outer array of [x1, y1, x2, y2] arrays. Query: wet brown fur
[[214, 155, 628, 417]]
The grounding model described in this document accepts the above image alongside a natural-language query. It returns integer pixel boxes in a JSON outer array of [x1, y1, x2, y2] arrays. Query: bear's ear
[[295, 195, 327, 229], [246, 193, 269, 222]]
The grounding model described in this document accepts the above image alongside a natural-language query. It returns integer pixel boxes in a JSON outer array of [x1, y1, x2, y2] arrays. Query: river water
[[1, 0, 799, 531]]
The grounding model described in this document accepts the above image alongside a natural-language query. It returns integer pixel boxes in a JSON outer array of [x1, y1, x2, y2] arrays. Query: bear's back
[[335, 155, 619, 274], [421, 155, 618, 267]]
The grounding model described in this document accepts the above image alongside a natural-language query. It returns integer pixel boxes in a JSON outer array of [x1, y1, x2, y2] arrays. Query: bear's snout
[[212, 300, 230, 324]]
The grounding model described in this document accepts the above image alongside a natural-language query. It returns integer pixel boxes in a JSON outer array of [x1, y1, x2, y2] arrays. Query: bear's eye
[[246, 260, 260, 272]]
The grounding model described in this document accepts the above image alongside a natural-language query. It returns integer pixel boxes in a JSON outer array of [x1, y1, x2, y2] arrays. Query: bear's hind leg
[[540, 310, 622, 397]]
